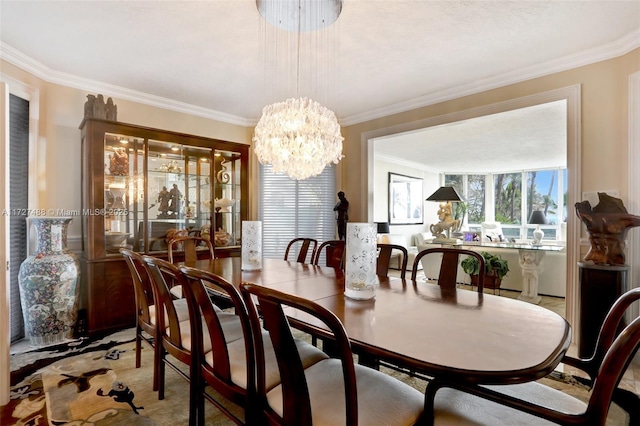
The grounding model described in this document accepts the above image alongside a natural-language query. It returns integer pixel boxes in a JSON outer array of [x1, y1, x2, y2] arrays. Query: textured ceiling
[[0, 1, 638, 171], [374, 100, 567, 173], [1, 0, 638, 126]]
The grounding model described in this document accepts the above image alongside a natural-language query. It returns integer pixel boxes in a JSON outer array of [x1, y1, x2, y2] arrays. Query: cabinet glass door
[[211, 149, 242, 249], [103, 133, 143, 255], [146, 141, 211, 253]]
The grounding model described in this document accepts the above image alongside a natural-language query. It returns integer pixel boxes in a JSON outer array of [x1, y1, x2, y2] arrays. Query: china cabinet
[[80, 118, 248, 334]]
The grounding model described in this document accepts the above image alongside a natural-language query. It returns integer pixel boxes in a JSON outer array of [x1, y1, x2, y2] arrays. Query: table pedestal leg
[[517, 249, 546, 304]]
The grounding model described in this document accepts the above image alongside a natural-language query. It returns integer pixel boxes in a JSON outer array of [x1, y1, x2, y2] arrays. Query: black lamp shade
[[376, 222, 390, 234], [426, 186, 464, 202], [529, 210, 548, 225]]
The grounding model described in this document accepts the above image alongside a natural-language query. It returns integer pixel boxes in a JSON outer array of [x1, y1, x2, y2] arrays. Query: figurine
[[214, 227, 231, 246], [109, 147, 129, 175], [333, 191, 349, 240], [168, 184, 182, 216], [106, 97, 117, 121], [430, 202, 461, 240], [157, 186, 170, 217]]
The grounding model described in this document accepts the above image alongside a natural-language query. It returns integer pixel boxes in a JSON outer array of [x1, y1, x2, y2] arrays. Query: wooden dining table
[[187, 256, 572, 386]]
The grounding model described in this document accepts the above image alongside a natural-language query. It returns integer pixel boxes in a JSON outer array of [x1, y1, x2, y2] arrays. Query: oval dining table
[[187, 256, 572, 386]]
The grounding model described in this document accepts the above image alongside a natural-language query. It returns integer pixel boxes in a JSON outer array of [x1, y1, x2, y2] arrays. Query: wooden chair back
[[168, 236, 215, 264], [313, 239, 346, 269], [562, 287, 640, 421], [120, 248, 159, 389], [377, 243, 408, 279], [179, 266, 257, 424], [240, 282, 359, 425], [412, 247, 486, 292], [120, 248, 154, 330], [141, 255, 197, 407], [284, 237, 318, 264]]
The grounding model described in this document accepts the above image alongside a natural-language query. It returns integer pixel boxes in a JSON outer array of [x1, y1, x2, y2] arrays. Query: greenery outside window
[[445, 168, 566, 241]]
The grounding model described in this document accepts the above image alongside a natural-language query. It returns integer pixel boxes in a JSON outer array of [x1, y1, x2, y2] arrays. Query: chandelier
[[253, 97, 343, 180], [253, 0, 344, 181]]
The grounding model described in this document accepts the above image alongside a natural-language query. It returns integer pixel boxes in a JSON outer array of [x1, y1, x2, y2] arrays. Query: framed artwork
[[388, 172, 423, 225]]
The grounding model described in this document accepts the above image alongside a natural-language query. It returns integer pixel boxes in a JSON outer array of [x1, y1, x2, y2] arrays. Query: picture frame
[[463, 231, 481, 242], [388, 172, 423, 225]]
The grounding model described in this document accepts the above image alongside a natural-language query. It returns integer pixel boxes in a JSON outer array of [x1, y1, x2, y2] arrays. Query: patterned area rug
[[3, 328, 631, 425]]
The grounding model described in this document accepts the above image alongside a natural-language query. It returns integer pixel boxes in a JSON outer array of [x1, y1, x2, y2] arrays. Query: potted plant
[[461, 251, 510, 290]]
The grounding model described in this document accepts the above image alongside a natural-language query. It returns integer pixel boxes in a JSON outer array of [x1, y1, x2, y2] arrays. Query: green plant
[[461, 251, 510, 280]]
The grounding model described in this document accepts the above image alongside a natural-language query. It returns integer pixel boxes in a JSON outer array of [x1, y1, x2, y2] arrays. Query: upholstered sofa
[[378, 234, 422, 271], [415, 242, 567, 297]]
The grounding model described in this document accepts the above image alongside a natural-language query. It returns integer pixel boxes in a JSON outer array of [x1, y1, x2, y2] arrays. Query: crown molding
[[0, 42, 253, 127], [374, 152, 440, 174], [341, 29, 640, 126], [2, 28, 638, 129]]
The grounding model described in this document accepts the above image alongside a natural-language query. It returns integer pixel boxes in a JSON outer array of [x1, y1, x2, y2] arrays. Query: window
[[446, 168, 566, 241], [259, 164, 336, 259], [494, 172, 522, 225]]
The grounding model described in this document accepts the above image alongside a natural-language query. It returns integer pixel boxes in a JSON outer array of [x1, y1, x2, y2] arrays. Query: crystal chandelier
[[253, 97, 343, 180], [254, 0, 344, 181]]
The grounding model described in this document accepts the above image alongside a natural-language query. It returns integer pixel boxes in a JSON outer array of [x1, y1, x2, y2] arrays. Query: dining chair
[[312, 239, 345, 269], [377, 243, 408, 279], [120, 248, 190, 392], [283, 237, 318, 264], [424, 312, 640, 425], [560, 287, 640, 423], [240, 282, 428, 426], [167, 236, 216, 299], [180, 267, 329, 425], [168, 236, 215, 264], [141, 254, 214, 424], [411, 247, 486, 292]]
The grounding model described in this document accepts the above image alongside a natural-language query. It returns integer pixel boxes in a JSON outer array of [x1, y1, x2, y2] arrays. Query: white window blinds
[[258, 164, 336, 259]]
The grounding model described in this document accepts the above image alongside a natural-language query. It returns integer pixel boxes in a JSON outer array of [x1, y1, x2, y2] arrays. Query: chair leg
[[188, 364, 201, 426], [152, 333, 161, 392], [158, 348, 166, 400], [135, 326, 142, 369]]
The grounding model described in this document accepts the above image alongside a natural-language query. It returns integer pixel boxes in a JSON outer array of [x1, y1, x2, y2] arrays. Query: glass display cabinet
[[80, 118, 248, 334]]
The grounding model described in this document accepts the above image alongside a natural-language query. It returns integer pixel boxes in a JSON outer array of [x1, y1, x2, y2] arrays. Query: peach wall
[[1, 59, 252, 239], [2, 48, 639, 238]]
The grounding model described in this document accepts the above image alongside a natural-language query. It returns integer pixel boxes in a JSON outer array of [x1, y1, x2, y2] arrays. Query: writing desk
[[190, 257, 571, 385]]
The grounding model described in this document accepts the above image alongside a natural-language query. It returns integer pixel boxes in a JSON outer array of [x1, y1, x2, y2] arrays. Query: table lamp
[[375, 222, 390, 243], [426, 186, 464, 243], [529, 210, 547, 245]]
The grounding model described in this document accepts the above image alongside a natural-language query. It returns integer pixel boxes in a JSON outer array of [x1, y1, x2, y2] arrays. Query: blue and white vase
[[18, 217, 80, 346]]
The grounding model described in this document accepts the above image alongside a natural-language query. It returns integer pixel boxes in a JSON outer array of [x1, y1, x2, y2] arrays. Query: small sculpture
[[108, 147, 129, 175], [214, 197, 235, 212], [84, 93, 118, 121], [168, 184, 182, 216], [430, 202, 462, 240], [157, 186, 170, 217], [106, 97, 118, 121], [214, 227, 231, 246], [333, 191, 349, 240], [217, 159, 230, 183], [575, 193, 640, 265]]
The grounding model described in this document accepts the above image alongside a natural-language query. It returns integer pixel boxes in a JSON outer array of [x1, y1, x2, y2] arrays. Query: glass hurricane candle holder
[[344, 222, 377, 300], [241, 221, 263, 271]]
